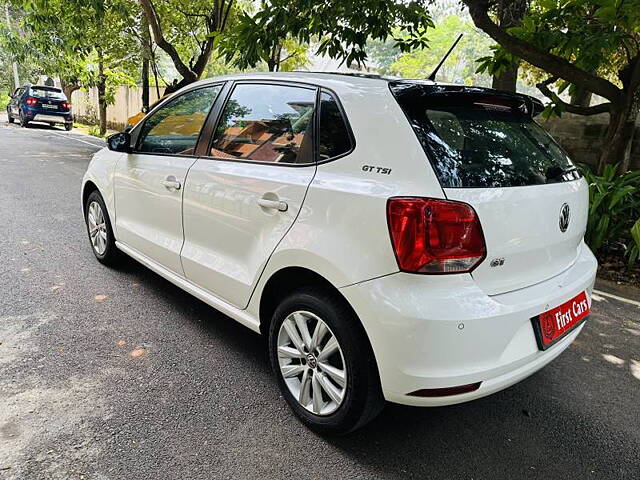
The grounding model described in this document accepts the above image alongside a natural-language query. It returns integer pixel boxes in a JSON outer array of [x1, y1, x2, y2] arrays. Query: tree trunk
[[61, 81, 80, 103], [570, 87, 592, 108], [163, 74, 197, 95], [598, 101, 638, 174], [97, 57, 107, 136], [492, 66, 518, 92], [141, 13, 151, 110], [491, 0, 527, 92]]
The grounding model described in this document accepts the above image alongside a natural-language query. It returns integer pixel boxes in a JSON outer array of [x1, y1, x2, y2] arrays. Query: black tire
[[269, 287, 384, 434], [19, 113, 29, 127], [7, 112, 14, 124], [84, 190, 120, 266], [65, 123, 73, 131]]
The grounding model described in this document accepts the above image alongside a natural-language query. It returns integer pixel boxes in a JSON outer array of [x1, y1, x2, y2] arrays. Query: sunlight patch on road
[[593, 289, 640, 307], [601, 353, 626, 366]]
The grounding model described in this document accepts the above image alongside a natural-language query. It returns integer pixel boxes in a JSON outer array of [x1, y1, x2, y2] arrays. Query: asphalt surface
[[0, 117, 639, 480]]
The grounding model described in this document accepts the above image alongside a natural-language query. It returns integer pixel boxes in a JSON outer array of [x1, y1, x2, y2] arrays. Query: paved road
[[0, 119, 639, 480]]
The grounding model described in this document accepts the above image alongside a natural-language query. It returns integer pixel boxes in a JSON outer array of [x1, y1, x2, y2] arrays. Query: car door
[[114, 84, 222, 275], [181, 82, 318, 308]]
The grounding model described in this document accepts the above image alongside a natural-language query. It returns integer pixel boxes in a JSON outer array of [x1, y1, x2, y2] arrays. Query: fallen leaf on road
[[20, 268, 30, 273], [94, 294, 108, 302], [129, 348, 146, 358], [116, 340, 127, 347], [50, 283, 64, 292]]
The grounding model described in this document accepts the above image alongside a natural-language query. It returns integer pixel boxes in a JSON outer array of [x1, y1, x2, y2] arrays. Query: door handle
[[161, 177, 181, 190], [257, 197, 288, 212]]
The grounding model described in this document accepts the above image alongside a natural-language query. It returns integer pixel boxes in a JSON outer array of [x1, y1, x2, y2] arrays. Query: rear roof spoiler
[[389, 82, 545, 118]]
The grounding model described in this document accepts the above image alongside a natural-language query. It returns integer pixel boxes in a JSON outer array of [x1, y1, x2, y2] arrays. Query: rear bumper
[[32, 113, 73, 123], [340, 241, 597, 406]]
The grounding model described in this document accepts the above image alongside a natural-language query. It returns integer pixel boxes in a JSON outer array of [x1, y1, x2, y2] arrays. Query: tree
[[138, 0, 237, 94], [384, 15, 493, 85], [12, 0, 139, 134], [462, 0, 640, 174], [490, 0, 528, 91], [212, 0, 434, 73]]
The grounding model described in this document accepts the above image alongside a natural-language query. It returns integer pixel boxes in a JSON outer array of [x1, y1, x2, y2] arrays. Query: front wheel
[[269, 288, 384, 434], [84, 190, 120, 266]]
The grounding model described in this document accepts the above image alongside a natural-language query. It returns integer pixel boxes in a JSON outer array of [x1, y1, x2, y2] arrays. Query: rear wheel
[[269, 287, 384, 434], [64, 123, 73, 131], [19, 113, 29, 127], [84, 190, 120, 266], [7, 111, 14, 124]]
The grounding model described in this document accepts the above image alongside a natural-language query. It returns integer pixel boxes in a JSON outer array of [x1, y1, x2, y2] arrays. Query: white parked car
[[82, 73, 597, 433]]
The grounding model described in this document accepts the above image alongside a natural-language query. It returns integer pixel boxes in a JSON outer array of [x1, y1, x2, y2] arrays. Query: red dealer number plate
[[531, 291, 590, 350]]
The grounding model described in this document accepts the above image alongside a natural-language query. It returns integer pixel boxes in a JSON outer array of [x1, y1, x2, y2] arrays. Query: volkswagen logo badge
[[559, 203, 570, 232]]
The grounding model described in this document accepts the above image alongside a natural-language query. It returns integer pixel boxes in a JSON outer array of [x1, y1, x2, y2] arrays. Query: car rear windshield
[[31, 87, 66, 100], [390, 83, 579, 188]]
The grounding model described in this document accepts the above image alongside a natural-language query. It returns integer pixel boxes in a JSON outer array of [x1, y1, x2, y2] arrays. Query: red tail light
[[25, 97, 37, 106], [61, 101, 70, 110], [387, 197, 486, 274]]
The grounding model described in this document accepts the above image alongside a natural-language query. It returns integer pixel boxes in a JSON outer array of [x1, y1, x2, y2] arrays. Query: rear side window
[[390, 83, 578, 188], [210, 83, 316, 164], [137, 85, 221, 155], [318, 92, 352, 160]]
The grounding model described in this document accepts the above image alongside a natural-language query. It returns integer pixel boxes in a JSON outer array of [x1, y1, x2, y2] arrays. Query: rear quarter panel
[[247, 82, 446, 316]]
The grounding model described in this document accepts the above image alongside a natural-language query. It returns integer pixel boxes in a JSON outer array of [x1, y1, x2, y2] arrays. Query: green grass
[[72, 122, 117, 138]]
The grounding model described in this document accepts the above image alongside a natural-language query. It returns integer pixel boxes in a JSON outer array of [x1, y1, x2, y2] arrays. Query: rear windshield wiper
[[545, 165, 578, 182]]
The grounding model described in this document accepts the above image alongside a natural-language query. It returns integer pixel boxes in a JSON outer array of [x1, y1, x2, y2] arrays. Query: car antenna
[[426, 33, 463, 82]]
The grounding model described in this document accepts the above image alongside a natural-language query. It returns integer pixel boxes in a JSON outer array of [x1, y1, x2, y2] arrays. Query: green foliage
[[582, 164, 640, 265], [476, 45, 519, 78], [216, 0, 434, 70], [0, 90, 9, 109], [6, 0, 140, 104], [387, 15, 493, 84]]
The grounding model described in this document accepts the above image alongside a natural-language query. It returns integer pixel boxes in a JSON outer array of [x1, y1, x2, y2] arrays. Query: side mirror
[[107, 131, 132, 153]]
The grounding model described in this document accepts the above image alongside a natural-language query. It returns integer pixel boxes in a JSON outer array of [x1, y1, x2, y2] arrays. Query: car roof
[[187, 71, 442, 94]]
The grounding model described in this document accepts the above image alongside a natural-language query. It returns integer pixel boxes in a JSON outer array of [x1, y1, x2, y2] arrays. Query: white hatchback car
[[82, 72, 597, 433]]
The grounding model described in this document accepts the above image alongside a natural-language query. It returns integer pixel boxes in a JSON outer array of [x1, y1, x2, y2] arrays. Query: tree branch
[[537, 77, 612, 115], [138, 0, 194, 81], [463, 0, 622, 102]]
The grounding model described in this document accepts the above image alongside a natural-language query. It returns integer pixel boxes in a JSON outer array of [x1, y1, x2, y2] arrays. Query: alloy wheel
[[87, 201, 108, 255], [277, 310, 347, 415]]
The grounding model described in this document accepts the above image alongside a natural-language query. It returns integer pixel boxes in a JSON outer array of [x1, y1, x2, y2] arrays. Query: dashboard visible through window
[[137, 85, 222, 156]]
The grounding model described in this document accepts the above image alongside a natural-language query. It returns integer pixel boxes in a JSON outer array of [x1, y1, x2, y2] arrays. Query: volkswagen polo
[[81, 73, 597, 434]]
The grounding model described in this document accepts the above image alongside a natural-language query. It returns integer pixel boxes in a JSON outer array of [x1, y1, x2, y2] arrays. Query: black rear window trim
[[315, 88, 356, 165]]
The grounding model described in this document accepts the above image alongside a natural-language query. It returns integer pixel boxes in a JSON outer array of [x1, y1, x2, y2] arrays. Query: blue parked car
[[7, 84, 73, 131]]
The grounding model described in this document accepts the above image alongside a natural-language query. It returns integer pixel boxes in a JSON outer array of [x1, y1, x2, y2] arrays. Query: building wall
[[71, 86, 165, 131], [539, 112, 640, 171]]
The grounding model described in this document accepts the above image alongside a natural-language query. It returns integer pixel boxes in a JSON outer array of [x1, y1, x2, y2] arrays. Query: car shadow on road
[[110, 254, 268, 367], [108, 256, 638, 479], [11, 121, 65, 131]]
